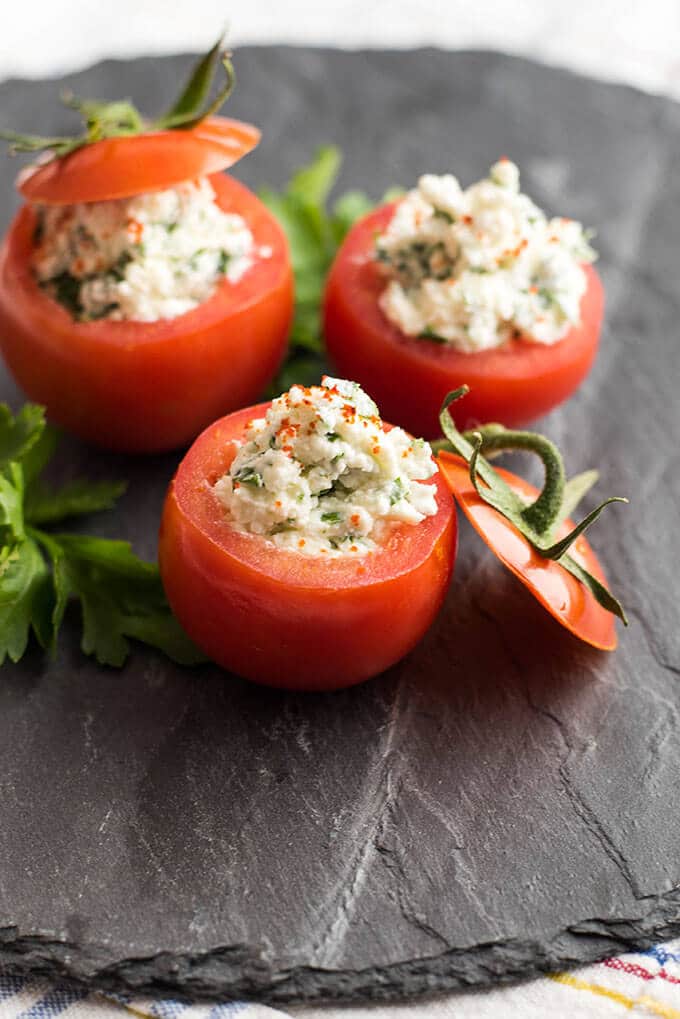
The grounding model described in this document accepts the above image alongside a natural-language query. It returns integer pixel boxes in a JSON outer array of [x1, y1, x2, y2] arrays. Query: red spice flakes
[[462, 214, 473, 225], [275, 500, 282, 509], [126, 219, 143, 243], [282, 444, 293, 454], [298, 538, 306, 548], [372, 445, 381, 455], [350, 513, 360, 527], [350, 545, 359, 553], [233, 481, 241, 490]]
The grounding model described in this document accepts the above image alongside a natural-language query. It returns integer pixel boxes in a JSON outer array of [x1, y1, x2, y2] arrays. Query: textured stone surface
[[0, 47, 678, 1005]]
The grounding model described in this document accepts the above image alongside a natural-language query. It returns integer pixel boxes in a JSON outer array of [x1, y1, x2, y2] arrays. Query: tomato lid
[[17, 116, 260, 205], [438, 452, 618, 651], [434, 386, 627, 651]]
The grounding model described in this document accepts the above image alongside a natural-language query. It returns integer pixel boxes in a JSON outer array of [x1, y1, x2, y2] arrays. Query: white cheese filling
[[32, 178, 262, 322], [213, 377, 439, 557], [376, 159, 597, 352]]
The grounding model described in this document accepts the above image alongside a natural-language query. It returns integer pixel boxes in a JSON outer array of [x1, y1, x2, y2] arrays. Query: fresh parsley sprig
[[0, 404, 204, 668], [259, 146, 376, 394]]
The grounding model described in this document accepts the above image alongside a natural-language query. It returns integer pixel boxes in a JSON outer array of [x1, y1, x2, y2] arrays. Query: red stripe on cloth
[[604, 957, 680, 986]]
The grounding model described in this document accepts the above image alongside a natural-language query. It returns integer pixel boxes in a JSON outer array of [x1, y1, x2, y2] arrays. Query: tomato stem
[[467, 425, 566, 536], [1, 34, 237, 161], [435, 387, 628, 624]]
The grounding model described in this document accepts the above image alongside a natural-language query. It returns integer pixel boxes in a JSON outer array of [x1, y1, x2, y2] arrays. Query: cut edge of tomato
[[437, 452, 618, 651]]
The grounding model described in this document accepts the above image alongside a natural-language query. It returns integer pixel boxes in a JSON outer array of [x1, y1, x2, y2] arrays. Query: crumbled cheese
[[376, 159, 597, 352], [32, 178, 259, 322], [213, 377, 439, 557]]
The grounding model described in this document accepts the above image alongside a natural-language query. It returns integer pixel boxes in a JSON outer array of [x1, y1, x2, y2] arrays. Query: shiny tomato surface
[[17, 117, 261, 205], [437, 452, 617, 650], [0, 174, 293, 452], [160, 403, 457, 690], [324, 202, 604, 438]]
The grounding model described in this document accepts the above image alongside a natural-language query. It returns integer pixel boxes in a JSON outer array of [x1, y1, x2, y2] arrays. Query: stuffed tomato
[[159, 377, 456, 690], [324, 159, 603, 438], [0, 47, 293, 452]]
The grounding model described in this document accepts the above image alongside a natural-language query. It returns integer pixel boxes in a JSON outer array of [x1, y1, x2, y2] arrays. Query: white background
[[0, 0, 678, 100]]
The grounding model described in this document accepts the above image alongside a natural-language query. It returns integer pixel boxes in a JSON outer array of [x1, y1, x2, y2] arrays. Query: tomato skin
[[437, 452, 617, 650], [0, 174, 293, 452], [159, 404, 457, 690], [17, 117, 261, 205], [323, 202, 604, 438]]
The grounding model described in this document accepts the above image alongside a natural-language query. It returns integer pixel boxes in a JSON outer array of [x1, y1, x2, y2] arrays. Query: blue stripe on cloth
[[642, 944, 680, 965], [15, 986, 89, 1018], [148, 1001, 192, 1017], [0, 973, 28, 1001], [206, 1005, 251, 1017]]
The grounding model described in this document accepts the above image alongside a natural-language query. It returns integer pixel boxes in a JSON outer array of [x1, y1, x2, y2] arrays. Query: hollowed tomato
[[0, 173, 293, 452], [159, 403, 457, 690], [323, 202, 604, 438]]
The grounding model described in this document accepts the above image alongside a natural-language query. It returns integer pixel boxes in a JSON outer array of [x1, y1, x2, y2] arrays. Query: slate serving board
[[0, 46, 679, 1007]]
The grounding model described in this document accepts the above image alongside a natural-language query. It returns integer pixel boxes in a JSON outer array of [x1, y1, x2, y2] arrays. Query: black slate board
[[0, 46, 679, 1006]]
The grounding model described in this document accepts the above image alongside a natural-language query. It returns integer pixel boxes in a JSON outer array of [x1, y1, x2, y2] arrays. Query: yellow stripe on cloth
[[551, 972, 680, 1017]]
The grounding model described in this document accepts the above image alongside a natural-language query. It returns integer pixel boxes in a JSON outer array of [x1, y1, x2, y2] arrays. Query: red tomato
[[0, 174, 293, 452], [16, 117, 261, 205], [159, 403, 457, 690], [323, 202, 604, 438], [437, 452, 617, 650]]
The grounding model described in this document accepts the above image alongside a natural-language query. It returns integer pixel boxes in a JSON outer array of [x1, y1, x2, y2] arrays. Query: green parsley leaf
[[25, 478, 127, 525], [0, 401, 204, 669], [0, 536, 51, 663], [0, 403, 46, 468], [260, 147, 375, 395], [35, 533, 205, 668]]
